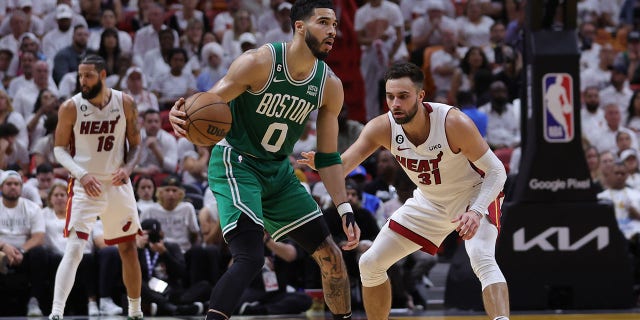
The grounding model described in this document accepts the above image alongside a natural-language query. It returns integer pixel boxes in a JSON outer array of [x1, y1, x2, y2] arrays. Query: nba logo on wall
[[542, 73, 574, 143]]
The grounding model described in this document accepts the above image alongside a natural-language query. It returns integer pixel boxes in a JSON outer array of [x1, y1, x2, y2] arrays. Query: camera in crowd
[[141, 219, 163, 244], [148, 230, 162, 243]]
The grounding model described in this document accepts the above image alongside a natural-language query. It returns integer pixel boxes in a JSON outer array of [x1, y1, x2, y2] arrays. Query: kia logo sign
[[513, 227, 609, 251]]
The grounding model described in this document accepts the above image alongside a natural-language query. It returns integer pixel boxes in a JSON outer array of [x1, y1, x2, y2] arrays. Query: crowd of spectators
[[1, 0, 640, 316]]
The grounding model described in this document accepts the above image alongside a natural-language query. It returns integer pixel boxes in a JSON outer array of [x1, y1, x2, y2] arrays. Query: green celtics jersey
[[224, 42, 327, 160]]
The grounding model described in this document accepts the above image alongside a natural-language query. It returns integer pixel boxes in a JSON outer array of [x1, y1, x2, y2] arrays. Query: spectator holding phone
[[136, 219, 204, 316]]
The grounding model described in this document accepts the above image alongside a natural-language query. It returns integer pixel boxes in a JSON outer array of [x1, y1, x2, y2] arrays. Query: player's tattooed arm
[[123, 94, 142, 174]]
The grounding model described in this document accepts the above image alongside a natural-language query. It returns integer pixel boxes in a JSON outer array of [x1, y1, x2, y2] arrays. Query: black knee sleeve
[[287, 216, 331, 253], [226, 214, 266, 273], [208, 214, 265, 316]]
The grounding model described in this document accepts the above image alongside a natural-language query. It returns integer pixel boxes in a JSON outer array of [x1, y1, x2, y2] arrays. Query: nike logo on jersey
[[84, 112, 94, 117], [273, 77, 285, 82], [398, 146, 411, 151]]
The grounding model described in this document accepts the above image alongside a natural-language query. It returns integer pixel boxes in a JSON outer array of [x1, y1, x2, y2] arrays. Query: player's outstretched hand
[[80, 174, 102, 198], [297, 151, 316, 171], [341, 213, 361, 251], [169, 97, 187, 138], [451, 210, 481, 240]]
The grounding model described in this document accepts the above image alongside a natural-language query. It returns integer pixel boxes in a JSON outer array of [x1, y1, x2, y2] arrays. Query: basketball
[[183, 92, 232, 147]]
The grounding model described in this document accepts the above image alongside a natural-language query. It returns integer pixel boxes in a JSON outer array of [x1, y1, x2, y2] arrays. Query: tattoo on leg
[[312, 240, 351, 313]]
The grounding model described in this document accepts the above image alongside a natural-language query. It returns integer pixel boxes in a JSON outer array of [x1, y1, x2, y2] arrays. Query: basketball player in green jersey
[[169, 1, 360, 319]]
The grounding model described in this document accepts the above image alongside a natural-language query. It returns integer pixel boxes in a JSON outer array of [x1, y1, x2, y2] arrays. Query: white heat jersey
[[389, 102, 483, 206], [71, 89, 127, 181]]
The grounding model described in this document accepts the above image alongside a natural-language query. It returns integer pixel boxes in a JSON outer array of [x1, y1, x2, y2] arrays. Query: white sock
[[51, 236, 86, 317], [494, 317, 509, 320], [128, 296, 142, 317]]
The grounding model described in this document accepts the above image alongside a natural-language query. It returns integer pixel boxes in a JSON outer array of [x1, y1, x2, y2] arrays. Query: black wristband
[[344, 212, 356, 229]]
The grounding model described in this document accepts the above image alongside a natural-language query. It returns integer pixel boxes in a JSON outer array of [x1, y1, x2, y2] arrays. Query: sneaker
[[27, 297, 43, 316], [174, 303, 202, 316], [99, 298, 123, 316], [422, 275, 434, 288], [49, 315, 62, 320], [127, 316, 143, 320], [150, 303, 157, 316], [193, 302, 204, 315], [238, 301, 260, 315], [88, 301, 99, 316], [239, 301, 266, 315]]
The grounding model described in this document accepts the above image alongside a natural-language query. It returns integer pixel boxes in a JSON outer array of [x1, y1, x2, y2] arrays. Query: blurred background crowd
[[1, 0, 640, 317]]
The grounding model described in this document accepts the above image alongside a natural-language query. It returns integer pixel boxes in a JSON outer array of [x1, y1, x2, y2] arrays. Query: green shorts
[[208, 144, 322, 241]]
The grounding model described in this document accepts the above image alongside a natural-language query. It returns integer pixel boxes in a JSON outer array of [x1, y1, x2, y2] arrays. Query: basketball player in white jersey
[[300, 62, 510, 320], [49, 55, 144, 320]]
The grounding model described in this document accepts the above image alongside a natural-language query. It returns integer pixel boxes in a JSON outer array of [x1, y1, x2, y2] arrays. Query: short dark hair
[[290, 0, 333, 29], [384, 62, 424, 89], [80, 54, 106, 73], [73, 24, 86, 33], [0, 123, 19, 138], [345, 178, 362, 200], [168, 47, 187, 61], [457, 91, 475, 107], [158, 28, 174, 39], [143, 109, 160, 120], [0, 48, 13, 60], [36, 163, 54, 174]]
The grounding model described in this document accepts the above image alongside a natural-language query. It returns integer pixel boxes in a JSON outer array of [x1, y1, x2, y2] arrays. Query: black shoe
[[239, 302, 267, 315], [175, 302, 204, 316]]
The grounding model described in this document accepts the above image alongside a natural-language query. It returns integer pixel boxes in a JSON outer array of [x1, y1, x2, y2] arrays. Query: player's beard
[[305, 32, 330, 60], [82, 80, 103, 100], [394, 100, 419, 124], [2, 191, 20, 202], [585, 102, 599, 112]]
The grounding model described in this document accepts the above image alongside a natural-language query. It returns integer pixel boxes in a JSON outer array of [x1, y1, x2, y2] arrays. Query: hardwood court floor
[[253, 310, 640, 319], [2, 310, 640, 320], [0, 309, 640, 320]]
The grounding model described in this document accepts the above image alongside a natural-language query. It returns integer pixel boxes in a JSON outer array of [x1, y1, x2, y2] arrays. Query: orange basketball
[[183, 92, 232, 147]]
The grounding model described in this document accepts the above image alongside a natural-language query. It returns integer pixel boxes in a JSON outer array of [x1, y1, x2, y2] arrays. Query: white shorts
[[388, 187, 502, 254], [65, 178, 141, 245]]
